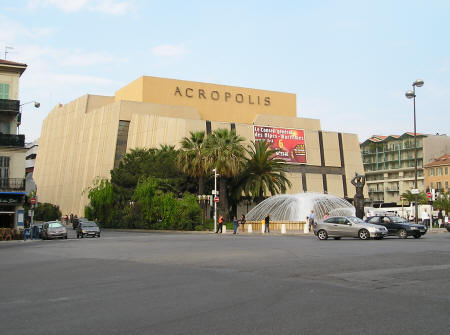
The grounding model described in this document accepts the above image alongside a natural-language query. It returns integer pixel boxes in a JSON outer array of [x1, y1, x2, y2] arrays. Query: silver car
[[314, 216, 388, 240], [42, 221, 68, 240]]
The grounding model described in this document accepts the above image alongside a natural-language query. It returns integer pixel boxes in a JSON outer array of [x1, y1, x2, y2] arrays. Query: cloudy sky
[[2, 0, 450, 142]]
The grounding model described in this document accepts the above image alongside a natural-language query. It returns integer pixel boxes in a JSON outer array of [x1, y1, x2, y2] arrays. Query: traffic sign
[[214, 196, 219, 203], [30, 197, 36, 205], [411, 189, 420, 195], [426, 192, 431, 199]]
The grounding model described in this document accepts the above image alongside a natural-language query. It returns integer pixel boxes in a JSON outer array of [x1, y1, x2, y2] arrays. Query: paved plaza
[[1, 230, 449, 335]]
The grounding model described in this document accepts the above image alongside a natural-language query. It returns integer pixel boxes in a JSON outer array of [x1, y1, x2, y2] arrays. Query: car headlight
[[410, 226, 418, 230], [82, 230, 86, 233]]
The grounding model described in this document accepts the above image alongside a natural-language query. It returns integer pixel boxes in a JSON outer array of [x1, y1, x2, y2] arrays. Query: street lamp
[[212, 168, 219, 233], [18, 100, 40, 132], [405, 79, 424, 226]]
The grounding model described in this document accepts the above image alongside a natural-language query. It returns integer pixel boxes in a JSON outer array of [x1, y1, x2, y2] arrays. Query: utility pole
[[213, 168, 218, 233]]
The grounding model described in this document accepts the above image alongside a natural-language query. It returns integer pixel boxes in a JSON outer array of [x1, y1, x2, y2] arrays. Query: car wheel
[[358, 229, 370, 240], [398, 229, 408, 239], [317, 230, 328, 240], [333, 237, 341, 240]]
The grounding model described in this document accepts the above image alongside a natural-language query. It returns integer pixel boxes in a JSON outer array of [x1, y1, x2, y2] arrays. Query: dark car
[[446, 222, 450, 233], [365, 215, 427, 239], [72, 217, 89, 230], [77, 221, 100, 238], [42, 221, 68, 240]]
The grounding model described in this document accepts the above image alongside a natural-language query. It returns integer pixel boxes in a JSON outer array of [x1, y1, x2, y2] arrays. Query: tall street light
[[405, 79, 424, 226]]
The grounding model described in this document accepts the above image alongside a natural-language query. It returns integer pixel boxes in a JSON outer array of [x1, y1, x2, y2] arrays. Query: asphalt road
[[1, 230, 449, 335]]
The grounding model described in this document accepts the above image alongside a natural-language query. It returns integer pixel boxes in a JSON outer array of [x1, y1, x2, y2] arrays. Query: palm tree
[[238, 140, 292, 203], [205, 129, 246, 220], [177, 131, 208, 194], [400, 190, 428, 204]]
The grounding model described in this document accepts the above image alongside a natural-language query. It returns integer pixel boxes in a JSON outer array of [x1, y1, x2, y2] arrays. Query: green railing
[[0, 133, 25, 147], [0, 99, 20, 113]]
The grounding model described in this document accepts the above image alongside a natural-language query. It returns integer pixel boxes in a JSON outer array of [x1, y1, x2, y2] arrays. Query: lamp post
[[212, 168, 219, 233], [405, 79, 424, 226], [18, 101, 40, 132]]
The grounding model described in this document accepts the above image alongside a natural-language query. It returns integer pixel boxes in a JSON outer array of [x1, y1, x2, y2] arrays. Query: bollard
[[248, 224, 252, 233], [281, 224, 286, 234], [223, 225, 227, 234], [261, 223, 265, 233]]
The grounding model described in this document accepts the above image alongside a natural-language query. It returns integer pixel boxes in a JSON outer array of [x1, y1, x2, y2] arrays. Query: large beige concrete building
[[34, 76, 366, 215]]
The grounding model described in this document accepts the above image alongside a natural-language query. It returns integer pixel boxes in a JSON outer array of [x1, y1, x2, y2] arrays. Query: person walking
[[309, 210, 316, 231], [23, 219, 30, 241], [264, 214, 270, 233], [233, 216, 239, 234], [240, 214, 246, 233], [216, 216, 224, 233]]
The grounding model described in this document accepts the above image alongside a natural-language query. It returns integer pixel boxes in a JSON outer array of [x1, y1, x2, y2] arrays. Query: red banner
[[253, 125, 307, 164]]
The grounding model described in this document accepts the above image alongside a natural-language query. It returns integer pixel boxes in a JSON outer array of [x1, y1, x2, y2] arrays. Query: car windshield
[[348, 217, 365, 224], [390, 216, 406, 223], [48, 222, 63, 228], [82, 222, 97, 227]]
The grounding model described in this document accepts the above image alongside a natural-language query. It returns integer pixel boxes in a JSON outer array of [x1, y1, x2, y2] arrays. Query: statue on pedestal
[[351, 173, 366, 219]]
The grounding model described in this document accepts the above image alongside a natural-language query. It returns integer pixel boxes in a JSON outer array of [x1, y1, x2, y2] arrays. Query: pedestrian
[[31, 224, 39, 240], [70, 213, 73, 224], [323, 212, 329, 219], [264, 214, 270, 233], [240, 214, 246, 233], [304, 216, 310, 233], [422, 208, 430, 228], [23, 219, 30, 241], [438, 210, 443, 228], [233, 216, 239, 234], [309, 210, 316, 231], [216, 216, 224, 233]]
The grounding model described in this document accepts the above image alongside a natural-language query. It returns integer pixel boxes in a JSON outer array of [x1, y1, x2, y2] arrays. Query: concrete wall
[[423, 135, 450, 164], [115, 76, 297, 125]]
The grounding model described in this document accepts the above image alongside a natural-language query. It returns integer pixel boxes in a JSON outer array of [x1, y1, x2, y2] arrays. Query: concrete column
[[281, 224, 286, 234], [261, 223, 265, 233], [248, 224, 252, 233], [223, 225, 227, 234]]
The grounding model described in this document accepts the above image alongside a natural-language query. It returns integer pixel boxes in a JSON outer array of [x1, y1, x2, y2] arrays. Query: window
[[437, 182, 442, 190], [437, 167, 443, 176], [446, 181, 448, 189], [445, 167, 448, 175], [0, 83, 10, 99], [0, 156, 10, 179], [430, 182, 434, 189], [429, 168, 434, 176], [368, 217, 380, 224]]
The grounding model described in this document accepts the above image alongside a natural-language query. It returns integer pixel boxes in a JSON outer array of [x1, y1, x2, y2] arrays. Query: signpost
[[30, 197, 36, 205], [426, 192, 431, 199], [214, 196, 219, 203]]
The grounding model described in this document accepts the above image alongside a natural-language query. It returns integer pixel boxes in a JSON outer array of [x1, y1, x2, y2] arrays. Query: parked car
[[445, 222, 450, 233], [77, 221, 101, 238], [314, 216, 388, 240], [42, 221, 67, 240], [365, 215, 427, 239]]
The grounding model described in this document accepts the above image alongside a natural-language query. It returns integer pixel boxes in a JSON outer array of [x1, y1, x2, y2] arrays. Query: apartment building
[[424, 154, 450, 192], [361, 133, 450, 205], [0, 59, 27, 229]]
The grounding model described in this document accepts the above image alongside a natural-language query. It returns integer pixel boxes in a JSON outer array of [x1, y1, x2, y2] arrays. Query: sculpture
[[351, 173, 366, 219]]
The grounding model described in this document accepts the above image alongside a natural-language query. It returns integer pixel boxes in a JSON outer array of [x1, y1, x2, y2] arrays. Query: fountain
[[245, 192, 355, 222]]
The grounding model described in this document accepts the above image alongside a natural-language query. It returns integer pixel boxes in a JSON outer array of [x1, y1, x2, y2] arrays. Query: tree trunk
[[219, 177, 229, 221], [198, 175, 204, 195]]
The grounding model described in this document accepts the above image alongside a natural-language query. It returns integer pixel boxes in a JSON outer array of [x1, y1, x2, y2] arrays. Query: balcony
[[0, 133, 25, 147], [0, 178, 25, 192], [0, 99, 20, 115]]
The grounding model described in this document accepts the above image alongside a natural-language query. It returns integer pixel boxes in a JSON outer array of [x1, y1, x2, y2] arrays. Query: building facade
[[34, 76, 366, 215], [424, 154, 450, 193], [0, 59, 27, 229], [361, 133, 450, 205]]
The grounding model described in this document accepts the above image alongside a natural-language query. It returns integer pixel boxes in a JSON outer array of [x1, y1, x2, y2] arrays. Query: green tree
[[177, 131, 209, 194], [84, 178, 115, 224], [238, 140, 292, 203], [205, 129, 246, 219], [34, 203, 62, 221], [400, 190, 429, 205], [433, 191, 450, 213]]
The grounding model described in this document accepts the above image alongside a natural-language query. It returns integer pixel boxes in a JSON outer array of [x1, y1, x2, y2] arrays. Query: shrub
[[34, 203, 62, 221]]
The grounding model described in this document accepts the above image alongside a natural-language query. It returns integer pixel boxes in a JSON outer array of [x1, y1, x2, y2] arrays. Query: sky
[[2, 0, 450, 142]]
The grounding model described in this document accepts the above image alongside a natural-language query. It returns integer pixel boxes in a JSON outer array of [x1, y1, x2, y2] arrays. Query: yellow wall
[[115, 76, 297, 125]]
